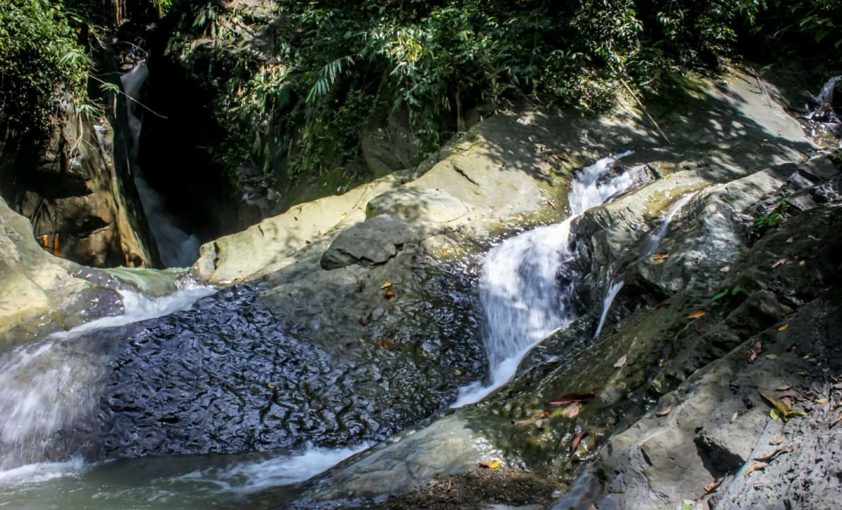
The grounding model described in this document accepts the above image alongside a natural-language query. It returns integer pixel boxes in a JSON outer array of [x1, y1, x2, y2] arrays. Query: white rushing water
[[121, 62, 200, 268], [594, 279, 624, 339], [452, 151, 644, 407], [645, 192, 697, 255], [0, 284, 214, 471]]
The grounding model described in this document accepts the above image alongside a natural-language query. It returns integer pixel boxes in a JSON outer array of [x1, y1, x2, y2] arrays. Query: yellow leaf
[[687, 310, 706, 320], [479, 459, 501, 469], [777, 324, 789, 332], [381, 281, 393, 289], [770, 408, 781, 420], [760, 392, 808, 420]]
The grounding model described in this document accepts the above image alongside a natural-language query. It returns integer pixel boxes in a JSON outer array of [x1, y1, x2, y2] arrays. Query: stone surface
[[2, 102, 156, 268]]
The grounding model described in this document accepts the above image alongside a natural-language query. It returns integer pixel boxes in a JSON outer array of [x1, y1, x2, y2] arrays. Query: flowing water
[[122, 62, 200, 268], [452, 151, 645, 407], [594, 279, 625, 339]]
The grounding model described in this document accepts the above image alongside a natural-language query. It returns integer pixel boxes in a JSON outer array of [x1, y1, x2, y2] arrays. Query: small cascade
[[452, 151, 645, 407], [805, 75, 841, 140], [594, 279, 624, 338], [121, 62, 200, 267], [0, 284, 214, 471], [645, 192, 697, 255]]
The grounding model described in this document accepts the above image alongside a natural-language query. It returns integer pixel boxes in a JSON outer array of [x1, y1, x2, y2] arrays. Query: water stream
[[452, 151, 645, 407], [122, 62, 200, 268]]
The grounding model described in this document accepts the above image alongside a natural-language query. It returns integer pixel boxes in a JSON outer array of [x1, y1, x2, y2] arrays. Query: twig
[[88, 74, 168, 119], [618, 76, 671, 146]]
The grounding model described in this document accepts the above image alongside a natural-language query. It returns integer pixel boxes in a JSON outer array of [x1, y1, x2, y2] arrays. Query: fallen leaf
[[384, 288, 396, 300], [656, 405, 673, 417], [745, 463, 767, 477], [770, 408, 781, 420], [614, 355, 628, 369], [769, 437, 784, 445], [747, 340, 763, 363], [652, 252, 670, 262], [766, 354, 779, 360], [731, 411, 740, 422], [771, 258, 788, 269], [380, 281, 393, 289], [720, 265, 731, 273], [831, 412, 842, 428], [687, 310, 706, 320], [775, 385, 792, 391], [777, 324, 789, 332], [549, 393, 595, 407], [815, 397, 829, 405], [759, 392, 808, 420], [570, 429, 589, 456], [563, 402, 583, 419], [704, 478, 723, 494], [478, 459, 501, 469], [753, 446, 792, 462]]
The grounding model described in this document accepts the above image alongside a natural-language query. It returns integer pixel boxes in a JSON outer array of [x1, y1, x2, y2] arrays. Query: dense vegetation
[[2, 0, 841, 190]]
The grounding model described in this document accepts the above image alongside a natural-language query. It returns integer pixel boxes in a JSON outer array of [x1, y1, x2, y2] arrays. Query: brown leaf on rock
[[570, 430, 589, 456], [745, 463, 768, 477], [753, 446, 793, 462], [759, 392, 808, 420], [549, 393, 595, 407], [704, 478, 723, 494], [747, 341, 763, 363], [656, 405, 673, 417], [687, 310, 706, 320], [652, 253, 670, 263], [815, 397, 829, 405], [614, 355, 628, 369]]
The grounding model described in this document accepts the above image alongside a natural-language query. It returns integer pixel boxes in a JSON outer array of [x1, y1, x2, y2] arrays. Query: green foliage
[[0, 0, 90, 140], [754, 199, 790, 230], [166, 0, 841, 192]]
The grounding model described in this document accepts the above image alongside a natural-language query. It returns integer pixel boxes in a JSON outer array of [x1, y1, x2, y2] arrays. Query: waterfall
[[452, 151, 644, 407], [0, 284, 214, 470], [121, 62, 200, 268], [594, 279, 624, 338], [645, 192, 696, 255]]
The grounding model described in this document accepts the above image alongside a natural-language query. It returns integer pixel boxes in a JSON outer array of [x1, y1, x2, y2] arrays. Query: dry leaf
[[776, 385, 792, 391], [766, 354, 779, 360], [777, 324, 789, 332], [380, 281, 393, 289], [704, 478, 723, 494], [549, 393, 595, 407], [815, 398, 829, 405], [563, 402, 583, 419], [384, 288, 396, 300], [747, 341, 763, 363], [831, 412, 842, 428], [720, 265, 731, 273], [731, 411, 740, 422], [656, 405, 673, 417], [687, 310, 706, 320], [769, 437, 784, 445], [772, 258, 788, 269], [759, 392, 808, 420], [478, 459, 501, 469], [745, 463, 768, 477], [753, 446, 792, 462], [614, 355, 628, 369], [652, 253, 670, 262], [570, 430, 589, 456]]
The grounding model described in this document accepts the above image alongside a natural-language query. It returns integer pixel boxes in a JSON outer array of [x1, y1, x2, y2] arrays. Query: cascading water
[[452, 151, 645, 407], [594, 279, 624, 339], [594, 192, 696, 339], [644, 192, 697, 255], [0, 284, 215, 471], [121, 62, 200, 267]]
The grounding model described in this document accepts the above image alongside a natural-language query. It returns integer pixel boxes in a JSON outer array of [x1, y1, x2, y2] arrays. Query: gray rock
[[321, 215, 417, 270]]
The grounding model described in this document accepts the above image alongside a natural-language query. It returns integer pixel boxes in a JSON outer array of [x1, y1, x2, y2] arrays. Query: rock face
[[0, 102, 156, 268], [0, 195, 123, 342]]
